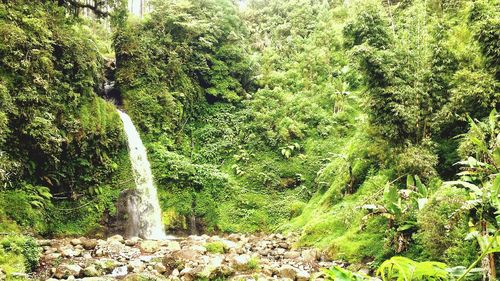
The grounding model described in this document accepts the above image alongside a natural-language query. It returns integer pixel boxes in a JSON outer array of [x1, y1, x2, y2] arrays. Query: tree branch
[[63, 0, 110, 17]]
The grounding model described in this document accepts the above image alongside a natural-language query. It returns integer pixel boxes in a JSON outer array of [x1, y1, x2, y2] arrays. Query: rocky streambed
[[33, 233, 340, 281]]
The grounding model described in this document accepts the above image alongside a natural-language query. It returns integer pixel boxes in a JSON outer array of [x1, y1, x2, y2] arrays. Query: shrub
[[248, 257, 260, 270], [415, 186, 478, 266], [0, 235, 41, 272], [205, 242, 225, 254]]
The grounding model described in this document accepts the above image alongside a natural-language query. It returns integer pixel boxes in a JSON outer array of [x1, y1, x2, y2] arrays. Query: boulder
[[154, 263, 167, 274], [128, 259, 145, 273], [107, 234, 124, 243], [139, 240, 160, 253], [278, 242, 289, 249], [221, 239, 238, 250], [104, 240, 126, 255], [70, 238, 83, 246], [301, 249, 319, 263], [227, 233, 240, 242], [190, 244, 207, 254], [166, 241, 181, 251], [278, 265, 299, 280], [55, 264, 82, 279], [95, 258, 122, 273], [180, 267, 196, 281], [111, 265, 128, 277], [82, 239, 98, 250], [230, 254, 251, 271], [125, 237, 140, 246], [162, 255, 177, 274], [61, 247, 81, 258], [284, 251, 301, 259], [173, 248, 200, 261], [82, 265, 101, 277], [296, 269, 311, 281]]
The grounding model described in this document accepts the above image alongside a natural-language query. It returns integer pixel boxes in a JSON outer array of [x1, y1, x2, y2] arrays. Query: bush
[[415, 186, 478, 266], [0, 235, 41, 272], [205, 242, 225, 254]]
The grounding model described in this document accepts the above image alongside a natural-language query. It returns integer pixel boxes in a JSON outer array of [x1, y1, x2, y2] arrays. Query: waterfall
[[117, 110, 166, 240]]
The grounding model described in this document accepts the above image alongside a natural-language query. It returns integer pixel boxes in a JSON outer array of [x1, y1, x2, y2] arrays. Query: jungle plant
[[361, 175, 429, 253], [445, 110, 499, 280]]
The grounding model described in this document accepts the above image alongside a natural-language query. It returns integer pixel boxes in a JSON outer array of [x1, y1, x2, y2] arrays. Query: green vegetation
[[0, 0, 499, 279], [205, 241, 226, 254]]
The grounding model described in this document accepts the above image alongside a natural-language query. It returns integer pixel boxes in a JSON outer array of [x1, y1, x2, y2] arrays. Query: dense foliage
[[0, 0, 499, 279], [0, 0, 130, 246]]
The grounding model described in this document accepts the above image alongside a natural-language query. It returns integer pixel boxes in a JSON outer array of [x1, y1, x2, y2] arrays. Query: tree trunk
[[482, 220, 497, 281]]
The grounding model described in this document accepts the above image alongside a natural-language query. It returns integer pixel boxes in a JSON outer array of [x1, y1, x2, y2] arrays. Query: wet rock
[[128, 259, 145, 273], [55, 264, 82, 279]]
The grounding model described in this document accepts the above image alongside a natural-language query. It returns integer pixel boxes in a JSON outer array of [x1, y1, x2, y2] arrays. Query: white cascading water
[[117, 110, 167, 240]]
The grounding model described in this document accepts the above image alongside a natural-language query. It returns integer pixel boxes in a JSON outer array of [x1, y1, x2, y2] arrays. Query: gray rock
[[296, 269, 311, 281], [55, 264, 82, 279], [128, 259, 145, 273], [111, 265, 128, 277], [230, 254, 251, 271]]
